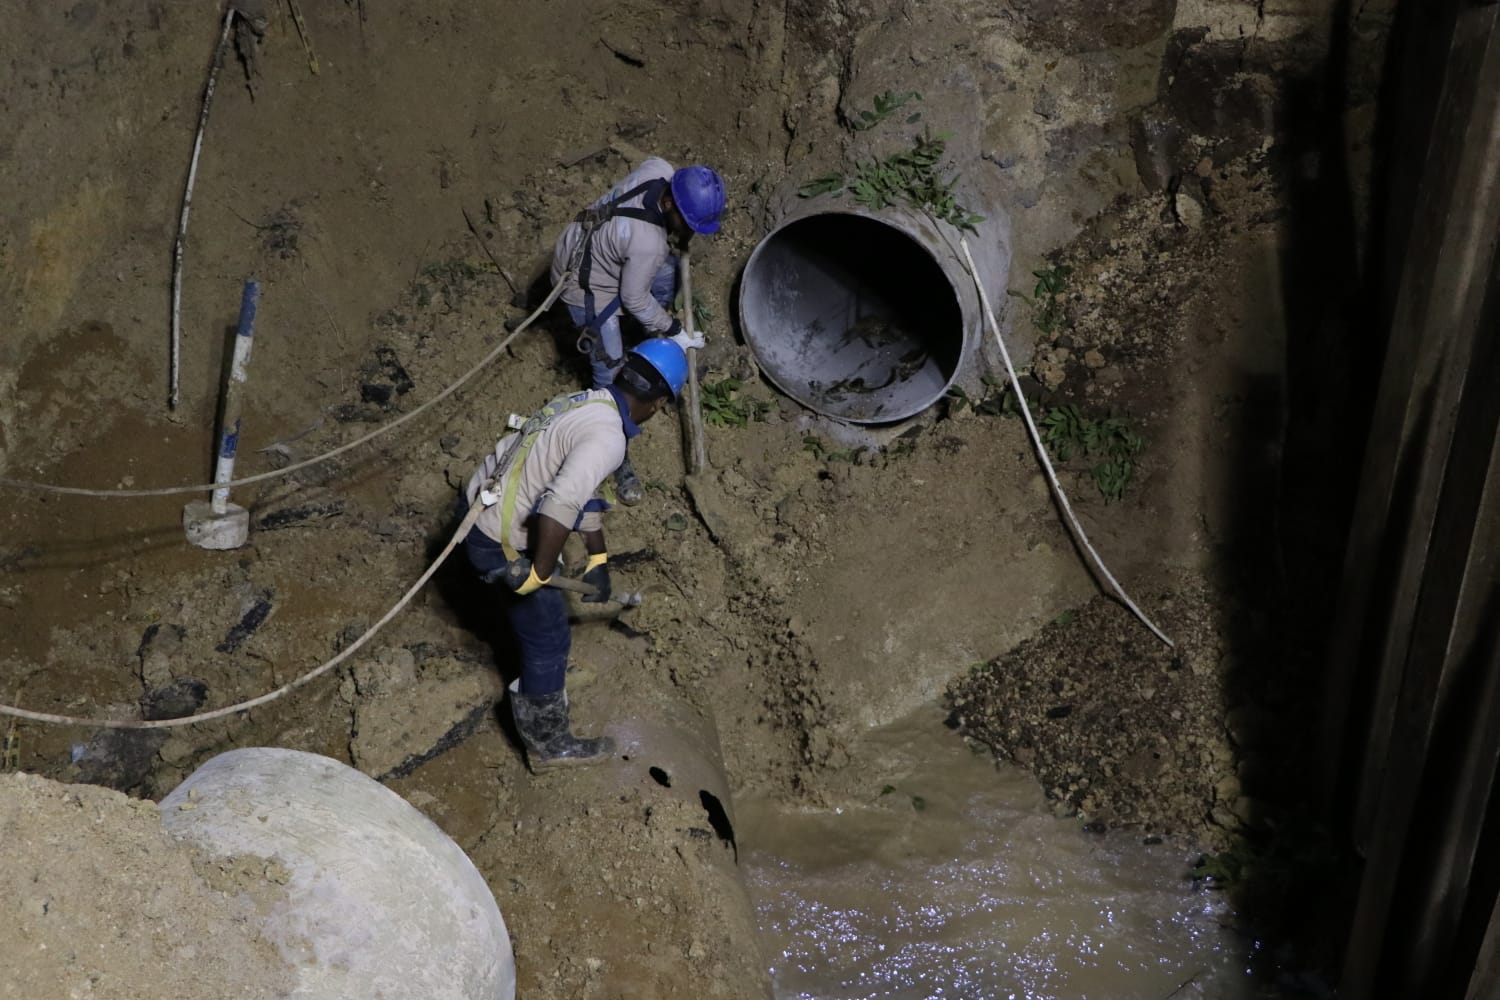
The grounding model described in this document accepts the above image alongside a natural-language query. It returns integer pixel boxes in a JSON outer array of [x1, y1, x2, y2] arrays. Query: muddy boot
[[507, 679, 615, 773], [613, 454, 643, 506]]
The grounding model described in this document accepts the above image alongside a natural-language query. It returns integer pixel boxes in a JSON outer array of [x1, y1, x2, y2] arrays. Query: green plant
[[797, 172, 846, 198], [1191, 850, 1245, 887], [700, 377, 770, 428], [797, 131, 984, 231], [674, 292, 716, 332], [1028, 264, 1072, 335], [1040, 405, 1145, 502], [849, 89, 922, 131], [947, 373, 1018, 418], [691, 299, 714, 331]]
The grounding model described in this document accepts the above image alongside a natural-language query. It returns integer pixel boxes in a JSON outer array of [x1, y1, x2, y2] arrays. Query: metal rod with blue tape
[[211, 279, 260, 515]]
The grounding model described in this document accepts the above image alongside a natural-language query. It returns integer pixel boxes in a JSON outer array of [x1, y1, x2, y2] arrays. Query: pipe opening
[[740, 212, 965, 423]]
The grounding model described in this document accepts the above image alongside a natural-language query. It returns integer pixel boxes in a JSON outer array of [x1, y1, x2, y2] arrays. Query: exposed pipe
[[739, 197, 1010, 424]]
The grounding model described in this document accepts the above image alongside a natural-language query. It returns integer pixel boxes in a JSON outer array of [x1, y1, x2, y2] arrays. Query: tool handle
[[680, 254, 709, 474], [543, 574, 641, 608]]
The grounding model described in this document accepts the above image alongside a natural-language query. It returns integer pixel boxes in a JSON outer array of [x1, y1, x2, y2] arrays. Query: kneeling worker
[[461, 339, 689, 771]]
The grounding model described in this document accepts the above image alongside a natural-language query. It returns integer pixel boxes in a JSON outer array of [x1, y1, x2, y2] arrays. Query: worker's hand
[[671, 328, 705, 352], [580, 552, 611, 604], [500, 559, 551, 596]]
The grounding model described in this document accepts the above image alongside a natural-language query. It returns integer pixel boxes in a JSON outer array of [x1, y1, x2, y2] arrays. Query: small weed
[[849, 89, 922, 131], [801, 434, 859, 462], [674, 292, 716, 332], [797, 172, 845, 198], [1029, 264, 1072, 335], [911, 795, 927, 812], [946, 374, 1016, 417], [796, 129, 984, 231], [1053, 609, 1077, 626], [880, 784, 896, 796], [692, 299, 714, 331], [956, 384, 1144, 501], [700, 378, 770, 428], [1040, 405, 1145, 502], [1191, 851, 1245, 887]]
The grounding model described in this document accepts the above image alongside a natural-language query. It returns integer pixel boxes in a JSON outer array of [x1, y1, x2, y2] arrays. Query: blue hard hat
[[629, 338, 689, 399], [670, 165, 726, 235]]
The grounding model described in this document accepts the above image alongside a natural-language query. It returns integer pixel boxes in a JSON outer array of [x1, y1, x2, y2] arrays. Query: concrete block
[[183, 499, 250, 550]]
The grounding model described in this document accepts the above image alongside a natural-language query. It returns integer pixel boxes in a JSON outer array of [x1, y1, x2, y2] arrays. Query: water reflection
[[739, 706, 1283, 1000]]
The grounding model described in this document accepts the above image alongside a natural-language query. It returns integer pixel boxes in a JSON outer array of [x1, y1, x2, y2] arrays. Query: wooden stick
[[680, 254, 709, 473], [461, 206, 521, 296], [286, 0, 319, 74], [170, 4, 237, 411]]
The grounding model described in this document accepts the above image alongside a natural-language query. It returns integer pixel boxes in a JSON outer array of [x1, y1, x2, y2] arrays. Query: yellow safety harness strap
[[494, 393, 619, 562]]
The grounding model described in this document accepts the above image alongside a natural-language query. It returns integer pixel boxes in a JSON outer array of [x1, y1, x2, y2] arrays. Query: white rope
[[959, 237, 1174, 648], [0, 503, 484, 730], [1, 282, 565, 499], [171, 5, 237, 412], [0, 282, 568, 728]]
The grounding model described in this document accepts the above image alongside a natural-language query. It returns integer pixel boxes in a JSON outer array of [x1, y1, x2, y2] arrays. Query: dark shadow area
[[1189, 0, 1415, 982], [1376, 583, 1500, 995], [699, 789, 737, 861], [649, 765, 672, 788], [1213, 0, 1498, 990]]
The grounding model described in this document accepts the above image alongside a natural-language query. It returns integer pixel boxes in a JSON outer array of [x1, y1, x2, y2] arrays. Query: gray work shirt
[[550, 158, 677, 335]]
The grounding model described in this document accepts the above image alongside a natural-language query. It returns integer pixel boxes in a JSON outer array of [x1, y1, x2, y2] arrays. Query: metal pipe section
[[211, 279, 259, 515], [738, 199, 1010, 424]]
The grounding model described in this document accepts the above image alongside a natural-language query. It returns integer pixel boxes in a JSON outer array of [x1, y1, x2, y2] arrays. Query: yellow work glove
[[515, 566, 550, 596], [581, 552, 611, 604]]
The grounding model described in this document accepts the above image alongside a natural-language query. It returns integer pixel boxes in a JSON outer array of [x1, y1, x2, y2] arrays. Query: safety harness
[[567, 177, 671, 365], [465, 391, 619, 562]]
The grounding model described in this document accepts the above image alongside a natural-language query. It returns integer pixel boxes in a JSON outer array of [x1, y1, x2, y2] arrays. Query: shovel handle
[[680, 254, 709, 474]]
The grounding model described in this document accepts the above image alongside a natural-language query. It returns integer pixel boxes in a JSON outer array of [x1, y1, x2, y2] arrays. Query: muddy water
[[738, 707, 1286, 1000]]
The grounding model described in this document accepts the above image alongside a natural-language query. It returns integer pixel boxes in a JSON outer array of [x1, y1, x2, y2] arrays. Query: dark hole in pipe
[[648, 766, 671, 788], [699, 789, 737, 861], [740, 212, 964, 423]]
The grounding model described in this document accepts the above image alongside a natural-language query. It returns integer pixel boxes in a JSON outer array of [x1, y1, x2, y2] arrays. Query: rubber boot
[[507, 679, 615, 773], [613, 453, 644, 506]]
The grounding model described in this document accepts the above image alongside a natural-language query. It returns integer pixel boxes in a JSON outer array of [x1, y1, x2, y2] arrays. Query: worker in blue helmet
[[551, 157, 726, 503], [460, 339, 688, 772]]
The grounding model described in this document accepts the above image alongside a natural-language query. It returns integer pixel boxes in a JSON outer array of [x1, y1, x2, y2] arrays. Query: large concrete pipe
[[160, 747, 514, 1000], [739, 196, 1011, 423]]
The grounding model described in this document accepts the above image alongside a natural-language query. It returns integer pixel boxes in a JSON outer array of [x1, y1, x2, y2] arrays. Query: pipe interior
[[741, 213, 965, 423]]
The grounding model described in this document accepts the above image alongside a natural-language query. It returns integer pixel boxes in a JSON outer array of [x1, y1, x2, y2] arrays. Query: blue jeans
[[463, 525, 569, 696], [570, 256, 678, 389]]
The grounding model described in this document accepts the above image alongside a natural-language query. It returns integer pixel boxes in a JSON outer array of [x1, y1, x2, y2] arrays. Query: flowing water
[[738, 707, 1293, 1000]]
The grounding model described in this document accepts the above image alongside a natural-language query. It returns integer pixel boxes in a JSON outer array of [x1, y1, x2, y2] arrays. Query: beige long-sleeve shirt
[[472, 390, 627, 553], [550, 158, 679, 336]]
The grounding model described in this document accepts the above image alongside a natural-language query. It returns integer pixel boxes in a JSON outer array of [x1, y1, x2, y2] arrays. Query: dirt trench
[[0, 0, 1378, 995]]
